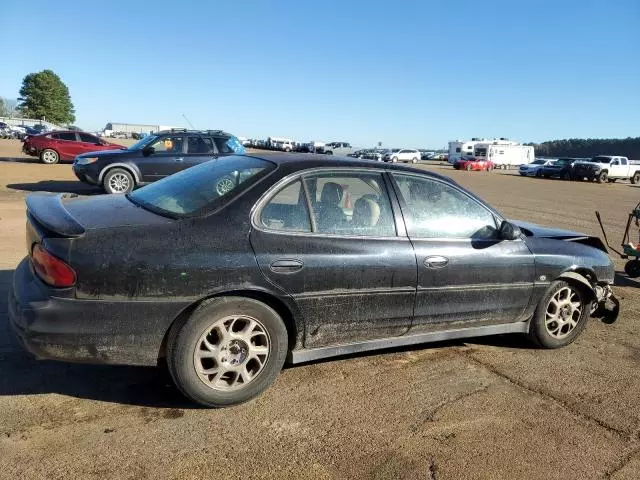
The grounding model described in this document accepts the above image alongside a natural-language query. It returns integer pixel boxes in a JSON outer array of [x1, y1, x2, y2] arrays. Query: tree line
[[526, 137, 640, 159]]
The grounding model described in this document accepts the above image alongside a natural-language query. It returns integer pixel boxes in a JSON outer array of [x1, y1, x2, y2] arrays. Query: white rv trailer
[[473, 142, 534, 168], [447, 138, 515, 164]]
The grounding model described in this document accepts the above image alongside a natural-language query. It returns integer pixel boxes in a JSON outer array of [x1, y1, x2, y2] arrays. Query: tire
[[40, 149, 59, 164], [562, 171, 572, 181], [535, 170, 542, 178], [608, 178, 616, 183], [632, 172, 640, 184], [466, 164, 473, 171], [103, 168, 135, 194], [325, 151, 333, 155], [167, 297, 288, 407], [624, 260, 640, 278], [411, 157, 418, 164], [392, 157, 398, 163], [597, 171, 608, 183], [528, 280, 590, 348]]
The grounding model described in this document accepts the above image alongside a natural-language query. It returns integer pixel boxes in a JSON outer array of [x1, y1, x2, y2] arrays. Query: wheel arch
[[98, 163, 141, 184], [557, 269, 597, 302], [156, 288, 301, 364]]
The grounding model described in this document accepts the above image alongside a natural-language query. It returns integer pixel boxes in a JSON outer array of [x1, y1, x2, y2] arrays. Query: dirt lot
[[2, 138, 640, 479]]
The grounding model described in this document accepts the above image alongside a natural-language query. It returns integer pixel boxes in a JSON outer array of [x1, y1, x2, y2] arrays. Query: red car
[[453, 157, 495, 171], [22, 131, 125, 164]]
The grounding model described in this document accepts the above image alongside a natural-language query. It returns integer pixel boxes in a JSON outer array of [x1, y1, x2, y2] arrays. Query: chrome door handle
[[424, 256, 449, 268], [175, 157, 184, 162], [270, 259, 304, 274]]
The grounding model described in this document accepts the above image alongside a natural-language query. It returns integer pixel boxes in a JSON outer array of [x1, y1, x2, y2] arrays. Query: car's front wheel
[[40, 149, 59, 164], [103, 168, 135, 194], [597, 171, 608, 183], [466, 164, 473, 171], [528, 280, 590, 348], [167, 297, 288, 407], [562, 171, 572, 181]]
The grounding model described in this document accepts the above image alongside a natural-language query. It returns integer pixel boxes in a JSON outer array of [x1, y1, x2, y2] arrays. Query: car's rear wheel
[[411, 157, 418, 163], [528, 280, 590, 348], [103, 168, 135, 194], [632, 172, 640, 184], [40, 149, 59, 164], [167, 297, 288, 407]]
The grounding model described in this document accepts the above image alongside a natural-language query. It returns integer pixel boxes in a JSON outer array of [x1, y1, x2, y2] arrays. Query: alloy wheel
[[545, 286, 582, 339], [193, 315, 270, 391], [108, 173, 130, 193]]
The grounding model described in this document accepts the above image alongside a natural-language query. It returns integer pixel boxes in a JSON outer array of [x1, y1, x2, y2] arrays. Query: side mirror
[[142, 146, 155, 157], [499, 220, 521, 240]]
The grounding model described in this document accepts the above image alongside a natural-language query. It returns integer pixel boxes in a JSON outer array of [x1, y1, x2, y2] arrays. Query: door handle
[[175, 157, 184, 162], [270, 259, 304, 274], [424, 256, 449, 269]]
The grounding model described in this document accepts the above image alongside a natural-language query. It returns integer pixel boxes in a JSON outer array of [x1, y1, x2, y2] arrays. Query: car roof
[[155, 129, 232, 136], [243, 152, 454, 183]]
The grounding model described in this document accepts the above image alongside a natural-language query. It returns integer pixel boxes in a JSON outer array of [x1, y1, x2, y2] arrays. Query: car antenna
[[182, 114, 195, 129]]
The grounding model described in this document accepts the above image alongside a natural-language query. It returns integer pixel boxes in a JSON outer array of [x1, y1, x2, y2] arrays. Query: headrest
[[353, 197, 381, 227], [320, 182, 343, 205]]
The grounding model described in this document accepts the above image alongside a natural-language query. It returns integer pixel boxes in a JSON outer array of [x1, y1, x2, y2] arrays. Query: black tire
[[528, 280, 590, 348], [608, 178, 616, 183], [535, 170, 542, 178], [167, 297, 288, 408], [325, 151, 333, 155], [597, 171, 608, 183], [562, 171, 572, 181], [624, 260, 640, 278], [40, 148, 59, 164], [103, 168, 135, 194], [543, 174, 551, 179], [411, 157, 418, 164], [391, 157, 398, 163], [632, 172, 640, 184]]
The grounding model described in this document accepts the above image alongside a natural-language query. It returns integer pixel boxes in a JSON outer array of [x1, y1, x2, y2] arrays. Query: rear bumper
[[9, 258, 189, 366], [22, 144, 38, 157]]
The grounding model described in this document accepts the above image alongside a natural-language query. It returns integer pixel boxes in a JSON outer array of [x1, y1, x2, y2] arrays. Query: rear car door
[[137, 134, 186, 181], [250, 169, 417, 348], [50, 132, 81, 160], [184, 135, 216, 170], [390, 173, 535, 332]]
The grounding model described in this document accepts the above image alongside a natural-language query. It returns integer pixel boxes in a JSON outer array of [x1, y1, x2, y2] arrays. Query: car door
[[610, 157, 626, 178], [390, 173, 535, 332], [184, 136, 217, 170], [250, 169, 417, 348], [77, 132, 104, 155], [50, 132, 81, 160], [137, 134, 186, 181]]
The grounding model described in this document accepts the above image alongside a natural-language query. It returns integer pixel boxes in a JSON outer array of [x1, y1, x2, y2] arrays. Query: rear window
[[128, 156, 275, 217]]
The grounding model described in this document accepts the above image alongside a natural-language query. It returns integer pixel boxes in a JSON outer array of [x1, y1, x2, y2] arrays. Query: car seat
[[316, 182, 346, 232], [352, 197, 381, 230]]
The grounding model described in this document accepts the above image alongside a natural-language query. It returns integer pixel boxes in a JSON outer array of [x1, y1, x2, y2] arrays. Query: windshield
[[128, 156, 275, 217], [532, 159, 545, 165], [128, 135, 158, 150]]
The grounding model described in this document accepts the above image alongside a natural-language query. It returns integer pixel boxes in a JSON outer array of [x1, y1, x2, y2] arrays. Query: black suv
[[73, 129, 245, 193]]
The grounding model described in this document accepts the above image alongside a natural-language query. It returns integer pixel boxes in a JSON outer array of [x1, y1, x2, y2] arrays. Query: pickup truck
[[571, 155, 640, 184]]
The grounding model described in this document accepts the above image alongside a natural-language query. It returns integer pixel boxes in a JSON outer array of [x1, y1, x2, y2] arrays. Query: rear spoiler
[[26, 192, 85, 237]]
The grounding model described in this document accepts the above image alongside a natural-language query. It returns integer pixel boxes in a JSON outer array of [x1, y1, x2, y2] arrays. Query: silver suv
[[322, 142, 354, 156]]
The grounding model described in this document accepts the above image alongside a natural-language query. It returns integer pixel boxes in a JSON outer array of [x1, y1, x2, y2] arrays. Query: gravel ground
[[1, 139, 640, 479]]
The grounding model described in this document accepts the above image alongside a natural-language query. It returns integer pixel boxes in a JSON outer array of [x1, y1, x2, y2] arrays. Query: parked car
[[72, 129, 245, 194], [453, 157, 495, 171], [519, 159, 555, 177], [363, 149, 385, 162], [22, 131, 125, 164], [9, 153, 619, 407], [384, 149, 420, 163], [321, 142, 354, 156], [571, 156, 640, 184], [420, 150, 436, 160], [539, 158, 576, 180]]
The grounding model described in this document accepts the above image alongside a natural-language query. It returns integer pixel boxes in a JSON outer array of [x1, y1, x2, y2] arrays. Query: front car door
[[77, 132, 104, 155], [50, 132, 81, 160], [390, 173, 535, 332], [250, 168, 417, 348], [137, 134, 186, 181]]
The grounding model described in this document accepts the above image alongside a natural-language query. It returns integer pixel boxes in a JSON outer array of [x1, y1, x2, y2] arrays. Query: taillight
[[31, 243, 76, 287]]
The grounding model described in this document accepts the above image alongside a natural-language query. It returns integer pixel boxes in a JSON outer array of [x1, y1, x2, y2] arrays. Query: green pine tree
[[17, 70, 75, 125]]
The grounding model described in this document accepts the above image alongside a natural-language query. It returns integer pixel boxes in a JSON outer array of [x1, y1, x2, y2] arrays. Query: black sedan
[[9, 154, 619, 407]]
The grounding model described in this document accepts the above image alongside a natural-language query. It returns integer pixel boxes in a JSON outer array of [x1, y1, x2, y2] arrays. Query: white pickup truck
[[571, 155, 640, 183]]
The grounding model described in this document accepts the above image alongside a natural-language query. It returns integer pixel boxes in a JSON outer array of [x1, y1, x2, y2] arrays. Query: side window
[[57, 132, 77, 141], [187, 136, 214, 154], [79, 133, 98, 143], [304, 172, 395, 236], [214, 136, 234, 154], [150, 136, 184, 153], [260, 180, 310, 232], [455, 147, 461, 153], [393, 174, 498, 239]]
